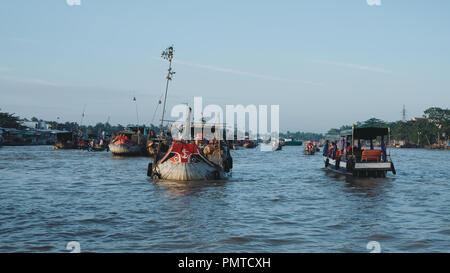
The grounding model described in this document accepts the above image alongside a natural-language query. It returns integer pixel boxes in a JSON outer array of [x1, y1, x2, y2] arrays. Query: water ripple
[[0, 146, 449, 252]]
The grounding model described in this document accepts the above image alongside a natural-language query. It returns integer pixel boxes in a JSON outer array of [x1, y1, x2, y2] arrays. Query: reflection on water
[[0, 145, 449, 252], [154, 180, 227, 197], [323, 169, 395, 198]]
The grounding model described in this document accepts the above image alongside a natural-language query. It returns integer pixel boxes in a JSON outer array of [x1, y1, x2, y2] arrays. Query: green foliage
[[424, 107, 450, 140], [0, 109, 21, 129], [327, 107, 450, 146], [280, 131, 324, 141]]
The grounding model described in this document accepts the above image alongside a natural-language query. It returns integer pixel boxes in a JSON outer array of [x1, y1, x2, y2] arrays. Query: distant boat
[[283, 139, 303, 146], [243, 141, 257, 148], [109, 126, 148, 156], [304, 141, 317, 155], [53, 131, 77, 149]]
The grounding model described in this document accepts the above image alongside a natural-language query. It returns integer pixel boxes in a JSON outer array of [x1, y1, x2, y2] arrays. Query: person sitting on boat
[[203, 140, 215, 155], [306, 141, 312, 151]]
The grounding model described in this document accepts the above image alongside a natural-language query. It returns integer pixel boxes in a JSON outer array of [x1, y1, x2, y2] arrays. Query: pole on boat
[[79, 104, 86, 135], [352, 124, 355, 157], [160, 45, 175, 134], [133, 96, 140, 126], [388, 127, 391, 156], [133, 96, 141, 144], [154, 45, 175, 166]]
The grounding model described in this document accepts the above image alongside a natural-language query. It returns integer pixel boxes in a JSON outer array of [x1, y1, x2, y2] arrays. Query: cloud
[[0, 75, 60, 87], [153, 57, 323, 86], [0, 67, 11, 72], [314, 60, 393, 74]]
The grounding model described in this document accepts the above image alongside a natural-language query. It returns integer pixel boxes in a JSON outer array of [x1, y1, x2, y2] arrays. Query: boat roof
[[324, 134, 341, 141], [341, 127, 389, 139]]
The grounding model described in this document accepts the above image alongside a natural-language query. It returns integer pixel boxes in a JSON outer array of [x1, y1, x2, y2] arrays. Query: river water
[[0, 145, 449, 253]]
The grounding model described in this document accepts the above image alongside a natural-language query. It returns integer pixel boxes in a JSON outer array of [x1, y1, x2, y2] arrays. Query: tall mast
[[80, 104, 86, 127], [79, 104, 86, 135], [133, 96, 139, 126], [160, 45, 175, 133]]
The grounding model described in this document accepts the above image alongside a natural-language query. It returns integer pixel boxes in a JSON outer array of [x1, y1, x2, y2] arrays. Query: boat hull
[[323, 156, 394, 177], [109, 143, 142, 156], [150, 141, 231, 182], [153, 160, 221, 181]]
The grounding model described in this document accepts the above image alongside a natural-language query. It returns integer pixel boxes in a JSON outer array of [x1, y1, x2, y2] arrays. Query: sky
[[0, 0, 449, 133]]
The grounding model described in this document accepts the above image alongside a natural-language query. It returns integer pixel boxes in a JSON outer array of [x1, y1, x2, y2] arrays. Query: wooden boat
[[148, 108, 232, 181], [149, 141, 232, 181], [303, 141, 316, 155], [109, 126, 148, 156], [147, 45, 233, 181], [323, 126, 396, 177], [53, 131, 77, 149]]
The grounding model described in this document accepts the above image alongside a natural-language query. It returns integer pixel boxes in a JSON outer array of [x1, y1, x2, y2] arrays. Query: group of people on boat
[[304, 141, 318, 154], [326, 140, 383, 162], [77, 136, 110, 152]]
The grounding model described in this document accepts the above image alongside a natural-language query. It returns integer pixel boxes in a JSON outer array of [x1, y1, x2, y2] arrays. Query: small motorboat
[[323, 126, 396, 178], [303, 141, 316, 155]]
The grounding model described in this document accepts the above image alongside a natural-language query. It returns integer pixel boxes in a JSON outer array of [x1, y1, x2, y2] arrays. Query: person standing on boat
[[328, 142, 334, 157], [346, 142, 351, 154]]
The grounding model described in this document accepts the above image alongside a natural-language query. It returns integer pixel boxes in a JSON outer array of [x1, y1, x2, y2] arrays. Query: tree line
[[326, 107, 449, 146], [2, 107, 449, 145], [0, 109, 161, 136]]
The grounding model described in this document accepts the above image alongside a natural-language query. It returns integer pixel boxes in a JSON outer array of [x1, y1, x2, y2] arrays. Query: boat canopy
[[340, 127, 389, 139], [324, 134, 340, 141]]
